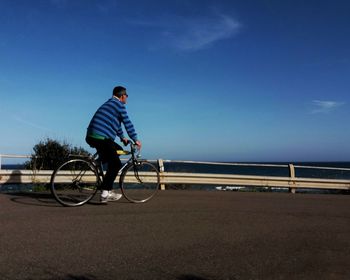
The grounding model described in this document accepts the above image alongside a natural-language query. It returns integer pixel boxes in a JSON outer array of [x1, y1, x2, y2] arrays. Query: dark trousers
[[86, 136, 122, 191]]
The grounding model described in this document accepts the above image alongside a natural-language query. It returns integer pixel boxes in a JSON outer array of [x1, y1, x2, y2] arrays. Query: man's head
[[113, 86, 128, 104]]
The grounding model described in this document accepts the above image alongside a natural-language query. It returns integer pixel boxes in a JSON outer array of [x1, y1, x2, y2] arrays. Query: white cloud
[[311, 100, 345, 114], [12, 115, 52, 132], [166, 14, 241, 51], [128, 13, 241, 51]]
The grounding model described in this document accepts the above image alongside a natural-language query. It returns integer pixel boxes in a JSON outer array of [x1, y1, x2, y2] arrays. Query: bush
[[25, 138, 91, 170]]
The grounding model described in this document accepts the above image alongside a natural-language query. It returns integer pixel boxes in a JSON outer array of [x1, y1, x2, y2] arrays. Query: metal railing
[[158, 160, 350, 192], [1, 156, 350, 192], [0, 154, 31, 170]]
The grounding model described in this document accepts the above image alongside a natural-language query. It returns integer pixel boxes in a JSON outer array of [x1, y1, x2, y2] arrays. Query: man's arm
[[119, 106, 141, 148]]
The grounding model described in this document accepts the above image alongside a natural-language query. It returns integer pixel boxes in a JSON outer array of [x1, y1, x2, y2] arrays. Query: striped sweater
[[87, 97, 138, 142]]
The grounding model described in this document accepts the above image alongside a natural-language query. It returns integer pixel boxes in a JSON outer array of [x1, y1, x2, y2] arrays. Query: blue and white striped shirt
[[87, 97, 138, 142]]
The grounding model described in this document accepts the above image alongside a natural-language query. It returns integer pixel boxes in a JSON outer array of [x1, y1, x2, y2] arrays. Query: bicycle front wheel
[[120, 161, 160, 203], [50, 159, 99, 207]]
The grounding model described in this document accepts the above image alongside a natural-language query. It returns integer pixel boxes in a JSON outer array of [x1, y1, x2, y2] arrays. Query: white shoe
[[100, 191, 122, 203]]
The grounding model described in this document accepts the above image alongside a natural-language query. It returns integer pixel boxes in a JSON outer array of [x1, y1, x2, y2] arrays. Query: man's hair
[[113, 86, 127, 98]]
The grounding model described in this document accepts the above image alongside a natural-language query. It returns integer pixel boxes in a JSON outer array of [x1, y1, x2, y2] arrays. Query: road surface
[[0, 190, 349, 280]]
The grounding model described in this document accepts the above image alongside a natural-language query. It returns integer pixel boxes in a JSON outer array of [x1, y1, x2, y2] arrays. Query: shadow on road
[[6, 191, 61, 207], [27, 274, 98, 280], [5, 191, 130, 207]]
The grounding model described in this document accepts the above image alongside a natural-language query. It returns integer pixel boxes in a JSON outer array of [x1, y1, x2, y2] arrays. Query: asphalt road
[[0, 190, 349, 280]]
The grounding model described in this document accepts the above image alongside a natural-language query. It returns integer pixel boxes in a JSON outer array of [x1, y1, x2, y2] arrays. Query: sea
[[1, 162, 350, 194]]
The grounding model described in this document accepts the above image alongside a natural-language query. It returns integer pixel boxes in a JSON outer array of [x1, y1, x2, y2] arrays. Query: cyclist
[[86, 86, 142, 204]]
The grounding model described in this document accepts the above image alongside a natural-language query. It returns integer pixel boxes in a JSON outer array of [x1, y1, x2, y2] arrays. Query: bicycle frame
[[89, 142, 142, 185]]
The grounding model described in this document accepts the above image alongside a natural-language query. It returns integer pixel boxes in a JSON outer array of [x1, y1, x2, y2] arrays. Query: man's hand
[[135, 140, 142, 150], [121, 138, 129, 146]]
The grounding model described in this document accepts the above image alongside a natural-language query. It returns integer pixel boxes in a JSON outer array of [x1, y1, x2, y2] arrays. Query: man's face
[[120, 92, 128, 104]]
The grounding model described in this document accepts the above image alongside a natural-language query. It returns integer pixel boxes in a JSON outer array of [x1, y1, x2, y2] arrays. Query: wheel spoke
[[51, 159, 99, 206], [120, 161, 159, 203]]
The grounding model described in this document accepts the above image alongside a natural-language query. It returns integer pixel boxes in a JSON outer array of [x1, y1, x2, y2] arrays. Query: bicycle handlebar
[[124, 140, 141, 158]]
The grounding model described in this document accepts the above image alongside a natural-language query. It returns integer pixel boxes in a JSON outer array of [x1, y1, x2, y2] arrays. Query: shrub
[[25, 138, 90, 170]]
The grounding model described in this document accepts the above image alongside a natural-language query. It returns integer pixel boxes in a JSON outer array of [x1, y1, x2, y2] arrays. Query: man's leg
[[86, 137, 123, 202], [100, 139, 122, 190]]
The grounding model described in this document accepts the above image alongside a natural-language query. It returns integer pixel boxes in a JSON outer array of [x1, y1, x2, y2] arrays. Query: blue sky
[[0, 0, 349, 162]]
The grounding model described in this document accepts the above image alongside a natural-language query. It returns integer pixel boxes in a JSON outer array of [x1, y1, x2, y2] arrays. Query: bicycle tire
[[50, 159, 99, 207], [120, 161, 160, 203]]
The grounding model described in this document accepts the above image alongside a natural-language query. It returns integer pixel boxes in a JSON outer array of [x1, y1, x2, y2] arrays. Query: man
[[86, 86, 142, 203]]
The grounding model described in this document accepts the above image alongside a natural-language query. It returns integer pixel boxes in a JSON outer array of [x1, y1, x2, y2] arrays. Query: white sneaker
[[100, 191, 122, 204]]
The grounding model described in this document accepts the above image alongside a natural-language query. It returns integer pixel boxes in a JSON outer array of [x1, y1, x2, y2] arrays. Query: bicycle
[[50, 142, 160, 207]]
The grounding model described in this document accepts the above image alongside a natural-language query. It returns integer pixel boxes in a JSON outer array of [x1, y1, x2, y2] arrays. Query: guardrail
[[159, 160, 350, 193], [1, 157, 350, 193], [0, 154, 32, 170]]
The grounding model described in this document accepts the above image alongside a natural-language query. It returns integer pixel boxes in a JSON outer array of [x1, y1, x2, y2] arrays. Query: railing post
[[157, 159, 165, 190], [0, 155, 2, 170], [288, 164, 296, 193]]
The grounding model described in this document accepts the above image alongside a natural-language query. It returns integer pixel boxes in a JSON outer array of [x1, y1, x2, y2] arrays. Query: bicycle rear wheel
[[120, 161, 160, 203], [50, 159, 99, 207]]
